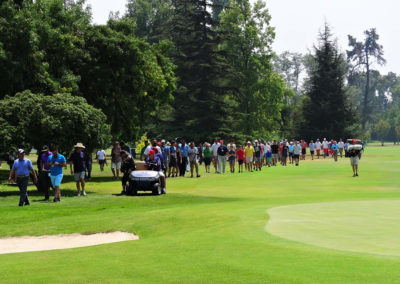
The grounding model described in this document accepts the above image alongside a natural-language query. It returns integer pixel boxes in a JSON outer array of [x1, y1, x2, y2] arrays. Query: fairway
[[1, 145, 400, 283], [266, 200, 400, 256]]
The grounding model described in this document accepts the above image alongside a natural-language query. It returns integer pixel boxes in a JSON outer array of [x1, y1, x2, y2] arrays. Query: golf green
[[266, 200, 400, 256]]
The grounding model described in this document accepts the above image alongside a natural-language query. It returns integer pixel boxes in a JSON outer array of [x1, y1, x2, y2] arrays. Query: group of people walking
[[7, 137, 363, 206]]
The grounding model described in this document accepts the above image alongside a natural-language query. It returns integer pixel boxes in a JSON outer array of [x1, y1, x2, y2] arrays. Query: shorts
[[111, 162, 121, 170], [267, 157, 272, 163], [213, 155, 218, 162], [323, 148, 328, 153], [50, 174, 63, 187], [99, 160, 106, 165], [272, 154, 279, 160], [246, 157, 253, 164], [74, 171, 85, 182], [310, 151, 314, 155], [254, 156, 261, 162], [169, 157, 177, 167], [301, 149, 306, 155], [293, 154, 300, 159], [229, 157, 236, 165], [190, 160, 198, 166], [316, 149, 321, 154], [164, 159, 169, 168], [350, 156, 359, 166], [289, 152, 293, 157], [204, 157, 211, 166], [238, 160, 244, 165], [281, 153, 288, 157]]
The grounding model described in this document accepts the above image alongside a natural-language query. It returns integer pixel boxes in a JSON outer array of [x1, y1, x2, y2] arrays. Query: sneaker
[[18, 203, 23, 207], [53, 198, 57, 202], [77, 191, 81, 196], [82, 191, 87, 196], [356, 173, 359, 177], [197, 175, 200, 178]]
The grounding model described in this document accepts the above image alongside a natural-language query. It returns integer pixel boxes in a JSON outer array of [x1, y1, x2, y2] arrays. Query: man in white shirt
[[96, 148, 107, 172], [322, 138, 329, 158], [211, 139, 220, 173], [338, 139, 345, 158], [315, 139, 322, 159], [144, 139, 161, 156]]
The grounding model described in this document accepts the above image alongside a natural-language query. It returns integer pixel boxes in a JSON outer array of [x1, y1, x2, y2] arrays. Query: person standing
[[140, 140, 149, 161], [236, 145, 245, 173], [228, 145, 236, 173], [168, 140, 179, 177], [179, 140, 189, 177], [120, 150, 136, 194], [270, 141, 279, 166], [293, 141, 302, 166], [288, 142, 294, 164], [111, 141, 122, 179], [322, 138, 329, 158], [309, 140, 315, 160], [244, 141, 255, 172], [9, 149, 38, 206], [217, 140, 228, 174], [281, 143, 288, 166], [301, 140, 307, 160], [202, 143, 212, 173], [96, 148, 107, 172], [120, 142, 131, 154], [254, 141, 262, 171], [161, 140, 170, 175], [331, 141, 339, 162], [211, 139, 220, 173], [39, 146, 52, 200], [315, 139, 322, 159], [338, 139, 345, 158], [348, 139, 361, 177], [197, 143, 204, 165], [47, 146, 67, 202], [85, 151, 93, 181], [188, 142, 200, 178], [69, 143, 87, 196]]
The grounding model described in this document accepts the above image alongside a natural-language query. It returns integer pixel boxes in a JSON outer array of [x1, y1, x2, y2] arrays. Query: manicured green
[[1, 146, 400, 283]]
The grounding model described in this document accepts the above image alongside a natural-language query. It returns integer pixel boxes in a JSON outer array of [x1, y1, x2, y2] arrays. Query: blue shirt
[[309, 143, 315, 151], [331, 144, 339, 151], [180, 144, 189, 157], [146, 156, 162, 171], [48, 154, 66, 176], [288, 145, 294, 153], [12, 158, 33, 176], [161, 146, 170, 161]]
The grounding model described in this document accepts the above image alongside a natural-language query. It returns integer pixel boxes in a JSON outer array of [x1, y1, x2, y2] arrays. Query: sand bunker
[[0, 231, 139, 254]]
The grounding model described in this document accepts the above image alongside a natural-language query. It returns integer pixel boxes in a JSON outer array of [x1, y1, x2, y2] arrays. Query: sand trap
[[0, 231, 139, 254]]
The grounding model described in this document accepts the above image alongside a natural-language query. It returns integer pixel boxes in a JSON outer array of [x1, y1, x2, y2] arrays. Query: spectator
[[179, 140, 189, 177], [236, 145, 245, 173], [188, 142, 200, 178], [120, 150, 136, 194], [69, 143, 87, 196], [168, 140, 179, 177], [161, 140, 170, 175], [39, 146, 53, 200], [228, 145, 236, 173], [47, 146, 67, 202], [202, 143, 212, 173], [217, 140, 228, 174], [146, 150, 166, 193], [211, 139, 220, 173], [96, 147, 107, 172], [244, 141, 255, 172], [111, 141, 122, 179], [9, 149, 37, 206]]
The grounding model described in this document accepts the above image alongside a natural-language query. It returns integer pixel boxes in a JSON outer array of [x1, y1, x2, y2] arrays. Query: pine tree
[[300, 24, 358, 140]]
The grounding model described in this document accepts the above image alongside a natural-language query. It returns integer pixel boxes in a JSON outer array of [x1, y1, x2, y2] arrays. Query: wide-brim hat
[[41, 145, 49, 152], [74, 142, 86, 149]]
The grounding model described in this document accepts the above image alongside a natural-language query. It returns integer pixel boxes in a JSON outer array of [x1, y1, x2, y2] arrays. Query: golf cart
[[126, 161, 165, 196]]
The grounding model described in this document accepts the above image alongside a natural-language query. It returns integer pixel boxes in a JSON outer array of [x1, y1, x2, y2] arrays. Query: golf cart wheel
[[152, 183, 162, 196]]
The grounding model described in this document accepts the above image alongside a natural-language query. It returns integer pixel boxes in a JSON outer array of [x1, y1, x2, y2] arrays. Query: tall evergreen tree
[[300, 24, 358, 140]]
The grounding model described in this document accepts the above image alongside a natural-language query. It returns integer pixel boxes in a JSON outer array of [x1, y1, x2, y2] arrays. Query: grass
[[0, 146, 400, 283]]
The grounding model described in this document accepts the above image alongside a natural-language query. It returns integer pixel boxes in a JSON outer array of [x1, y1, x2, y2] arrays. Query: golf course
[[1, 145, 400, 283]]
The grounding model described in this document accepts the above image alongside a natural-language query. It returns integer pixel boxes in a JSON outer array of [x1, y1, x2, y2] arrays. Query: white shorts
[[350, 156, 359, 166], [111, 162, 121, 170], [246, 157, 253, 164]]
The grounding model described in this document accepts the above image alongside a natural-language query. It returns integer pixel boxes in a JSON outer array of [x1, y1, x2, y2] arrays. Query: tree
[[374, 119, 390, 146], [300, 24, 358, 140], [273, 51, 304, 96], [0, 91, 111, 153], [77, 18, 176, 141], [347, 28, 386, 130], [219, 0, 286, 138]]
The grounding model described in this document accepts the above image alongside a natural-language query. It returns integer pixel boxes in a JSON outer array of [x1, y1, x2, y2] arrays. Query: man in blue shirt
[[47, 146, 67, 202], [161, 140, 170, 174], [9, 149, 38, 206], [179, 140, 189, 177]]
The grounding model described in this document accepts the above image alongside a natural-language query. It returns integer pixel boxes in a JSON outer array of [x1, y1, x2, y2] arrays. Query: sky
[[86, 0, 400, 74]]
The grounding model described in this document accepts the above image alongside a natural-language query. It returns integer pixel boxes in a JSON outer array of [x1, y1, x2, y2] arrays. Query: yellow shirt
[[244, 146, 255, 158]]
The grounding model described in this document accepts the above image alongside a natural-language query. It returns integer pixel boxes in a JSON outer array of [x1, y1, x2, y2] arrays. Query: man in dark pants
[[179, 140, 189, 177], [9, 149, 38, 206], [39, 146, 52, 200]]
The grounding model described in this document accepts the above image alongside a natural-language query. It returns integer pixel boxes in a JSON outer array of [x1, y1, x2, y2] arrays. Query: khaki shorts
[[246, 157, 253, 164], [350, 156, 359, 166]]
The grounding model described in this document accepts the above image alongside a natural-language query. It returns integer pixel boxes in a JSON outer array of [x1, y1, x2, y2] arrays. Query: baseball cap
[[18, 149, 25, 154], [148, 150, 155, 155]]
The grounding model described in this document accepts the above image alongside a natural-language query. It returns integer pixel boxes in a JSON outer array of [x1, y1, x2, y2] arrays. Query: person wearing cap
[[293, 141, 302, 166], [338, 139, 345, 158], [111, 141, 122, 179], [211, 139, 220, 173], [288, 142, 294, 164], [254, 141, 262, 171], [120, 141, 131, 154], [120, 150, 136, 194], [168, 140, 179, 177], [244, 141, 255, 172], [69, 143, 87, 196], [315, 139, 322, 159], [146, 150, 166, 193], [9, 149, 38, 206], [348, 139, 361, 177], [39, 146, 53, 200], [216, 140, 228, 174], [322, 138, 329, 158], [161, 140, 170, 175], [309, 140, 315, 161], [47, 146, 67, 202], [188, 142, 200, 178], [331, 141, 339, 162]]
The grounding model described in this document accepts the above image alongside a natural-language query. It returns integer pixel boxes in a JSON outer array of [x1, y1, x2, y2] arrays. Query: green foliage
[[135, 132, 149, 156], [374, 119, 391, 145], [300, 24, 358, 140], [0, 90, 111, 153]]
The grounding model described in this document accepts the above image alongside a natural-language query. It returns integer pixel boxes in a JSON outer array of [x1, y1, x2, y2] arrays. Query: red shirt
[[302, 142, 307, 149], [236, 149, 245, 161]]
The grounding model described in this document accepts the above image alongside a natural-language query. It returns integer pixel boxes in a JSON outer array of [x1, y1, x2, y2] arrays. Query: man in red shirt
[[236, 145, 245, 173], [301, 140, 307, 160]]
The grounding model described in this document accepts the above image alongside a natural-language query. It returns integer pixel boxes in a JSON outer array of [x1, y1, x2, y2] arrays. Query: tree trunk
[[362, 53, 370, 130]]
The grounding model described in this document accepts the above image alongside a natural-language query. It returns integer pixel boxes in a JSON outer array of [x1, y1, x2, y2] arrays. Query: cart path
[[0, 231, 139, 254]]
